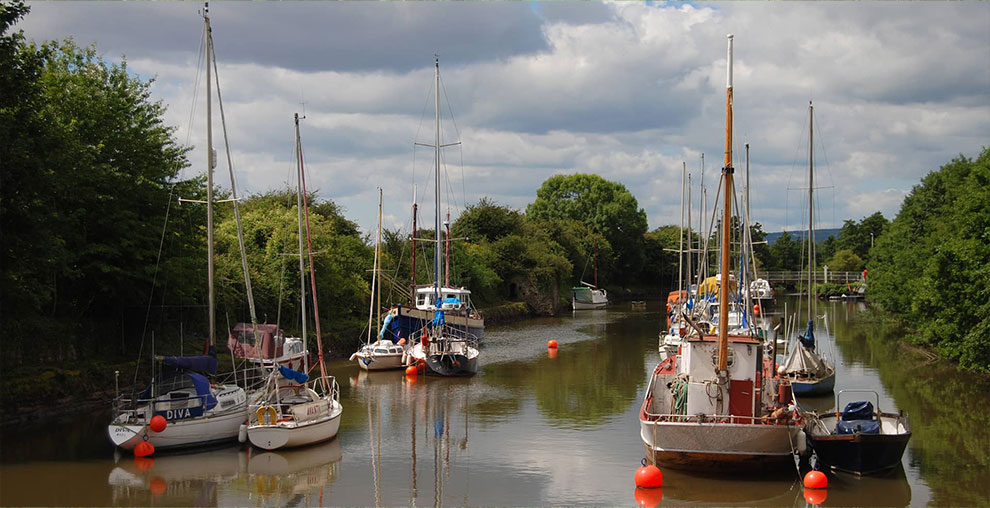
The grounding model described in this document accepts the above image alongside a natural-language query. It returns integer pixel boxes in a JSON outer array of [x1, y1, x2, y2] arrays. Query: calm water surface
[[1, 298, 988, 506]]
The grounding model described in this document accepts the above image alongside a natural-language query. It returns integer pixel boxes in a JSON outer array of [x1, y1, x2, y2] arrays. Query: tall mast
[[593, 237, 599, 288], [297, 114, 329, 390], [744, 143, 751, 307], [444, 212, 450, 287], [294, 113, 307, 367], [411, 185, 417, 303], [807, 101, 815, 328], [204, 4, 215, 347], [433, 56, 441, 300], [687, 172, 693, 306], [366, 189, 380, 344], [717, 34, 734, 375], [376, 189, 383, 335], [678, 161, 685, 299]]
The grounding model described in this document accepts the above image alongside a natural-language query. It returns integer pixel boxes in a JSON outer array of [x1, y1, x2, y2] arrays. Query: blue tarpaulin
[[432, 310, 446, 327], [378, 313, 395, 340], [279, 365, 309, 384], [798, 320, 816, 349], [187, 372, 218, 411], [163, 354, 218, 374]]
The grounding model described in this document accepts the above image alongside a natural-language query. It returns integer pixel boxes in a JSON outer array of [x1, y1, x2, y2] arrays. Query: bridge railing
[[761, 271, 864, 284]]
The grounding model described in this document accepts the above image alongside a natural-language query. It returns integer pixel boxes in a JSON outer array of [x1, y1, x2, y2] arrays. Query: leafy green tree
[[827, 249, 864, 272], [869, 148, 990, 372], [451, 197, 524, 243], [819, 234, 838, 263], [838, 212, 889, 262], [1, 6, 193, 366], [769, 231, 801, 271], [526, 174, 648, 284]]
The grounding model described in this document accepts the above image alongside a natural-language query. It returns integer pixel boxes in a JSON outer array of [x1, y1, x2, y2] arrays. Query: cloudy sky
[[16, 2, 990, 237]]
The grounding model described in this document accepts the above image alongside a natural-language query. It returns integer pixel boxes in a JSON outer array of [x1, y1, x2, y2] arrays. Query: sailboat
[[107, 5, 248, 452], [403, 57, 480, 376], [639, 35, 804, 472], [571, 238, 608, 310], [779, 102, 836, 397], [661, 162, 691, 360], [245, 113, 343, 450], [350, 189, 406, 370]]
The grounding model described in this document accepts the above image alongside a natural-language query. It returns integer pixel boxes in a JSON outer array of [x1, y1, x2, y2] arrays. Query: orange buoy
[[753, 304, 761, 315], [634, 464, 663, 488], [149, 415, 167, 433], [405, 365, 418, 376], [547, 339, 558, 349], [803, 470, 828, 489], [133, 440, 155, 458], [149, 476, 167, 496], [803, 487, 828, 505], [133, 457, 155, 471], [634, 486, 663, 507], [398, 338, 406, 346]]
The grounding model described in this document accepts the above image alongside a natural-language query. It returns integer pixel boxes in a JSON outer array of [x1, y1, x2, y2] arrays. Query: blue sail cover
[[279, 365, 309, 384], [432, 310, 446, 327], [187, 372, 218, 411], [378, 313, 395, 340], [163, 354, 218, 374], [798, 320, 816, 349]]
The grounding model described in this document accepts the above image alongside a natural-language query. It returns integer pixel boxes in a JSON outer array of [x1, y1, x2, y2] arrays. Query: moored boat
[[639, 35, 803, 473], [804, 390, 912, 474], [245, 113, 342, 451]]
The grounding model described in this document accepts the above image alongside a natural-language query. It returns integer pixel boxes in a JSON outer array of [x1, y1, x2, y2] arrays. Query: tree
[[827, 249, 864, 272], [769, 231, 801, 271], [1, 7, 193, 366], [869, 148, 990, 372], [451, 197, 524, 243], [526, 174, 648, 284], [838, 212, 889, 262]]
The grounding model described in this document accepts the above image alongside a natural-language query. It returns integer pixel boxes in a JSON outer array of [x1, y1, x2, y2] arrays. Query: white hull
[[572, 299, 607, 310], [248, 402, 342, 451], [641, 418, 800, 457], [572, 288, 608, 310], [357, 353, 405, 371], [108, 406, 247, 451]]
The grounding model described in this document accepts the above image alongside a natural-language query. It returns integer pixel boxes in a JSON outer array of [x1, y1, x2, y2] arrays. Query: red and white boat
[[639, 35, 804, 472]]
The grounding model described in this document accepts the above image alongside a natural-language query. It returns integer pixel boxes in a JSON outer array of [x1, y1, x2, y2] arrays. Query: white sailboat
[[107, 5, 248, 452], [351, 189, 406, 371], [639, 35, 804, 472], [245, 113, 342, 450], [779, 101, 836, 397], [404, 57, 480, 376]]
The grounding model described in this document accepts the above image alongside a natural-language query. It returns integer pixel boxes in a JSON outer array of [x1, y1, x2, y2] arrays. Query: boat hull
[[108, 407, 246, 451], [424, 353, 478, 376], [791, 370, 836, 396], [806, 412, 912, 475], [572, 300, 607, 310], [248, 405, 342, 451], [640, 419, 802, 473], [388, 306, 484, 341], [356, 353, 405, 371]]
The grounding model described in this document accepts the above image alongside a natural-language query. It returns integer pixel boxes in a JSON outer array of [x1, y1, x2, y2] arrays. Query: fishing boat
[[245, 113, 342, 451], [107, 5, 249, 452], [639, 35, 804, 472], [350, 189, 406, 371], [779, 102, 836, 397], [803, 390, 912, 474], [400, 58, 481, 376]]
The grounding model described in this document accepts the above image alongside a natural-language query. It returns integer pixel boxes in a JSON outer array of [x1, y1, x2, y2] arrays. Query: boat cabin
[[414, 286, 474, 312]]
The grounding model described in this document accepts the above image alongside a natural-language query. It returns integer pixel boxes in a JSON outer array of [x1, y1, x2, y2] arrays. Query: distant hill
[[765, 228, 841, 246]]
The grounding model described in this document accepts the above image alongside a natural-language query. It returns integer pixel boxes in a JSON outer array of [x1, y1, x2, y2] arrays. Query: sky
[[16, 1, 990, 238]]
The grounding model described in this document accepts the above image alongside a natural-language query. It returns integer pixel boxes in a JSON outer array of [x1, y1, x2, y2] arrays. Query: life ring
[[256, 405, 277, 425]]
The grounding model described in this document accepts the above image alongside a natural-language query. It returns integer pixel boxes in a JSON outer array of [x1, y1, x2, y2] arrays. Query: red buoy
[[405, 365, 418, 376], [149, 415, 167, 433], [133, 440, 155, 458], [753, 304, 761, 315], [803, 470, 828, 489], [803, 487, 828, 505], [547, 340, 558, 349], [634, 486, 663, 507], [634, 464, 663, 488]]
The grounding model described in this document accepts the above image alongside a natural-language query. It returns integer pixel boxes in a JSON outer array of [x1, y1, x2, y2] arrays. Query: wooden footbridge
[[761, 271, 864, 284]]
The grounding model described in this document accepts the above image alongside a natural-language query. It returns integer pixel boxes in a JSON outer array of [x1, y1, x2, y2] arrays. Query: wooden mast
[[717, 34, 734, 376], [294, 113, 308, 367], [297, 114, 329, 390], [204, 4, 216, 348]]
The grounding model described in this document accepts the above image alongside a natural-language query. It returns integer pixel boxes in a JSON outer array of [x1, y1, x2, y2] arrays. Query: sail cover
[[781, 341, 829, 378], [163, 354, 218, 374]]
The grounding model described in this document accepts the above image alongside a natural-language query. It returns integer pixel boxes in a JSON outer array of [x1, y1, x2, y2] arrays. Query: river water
[[1, 297, 987, 506]]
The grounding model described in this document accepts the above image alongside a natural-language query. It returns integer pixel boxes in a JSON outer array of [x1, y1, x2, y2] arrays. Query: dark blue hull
[[384, 305, 484, 342]]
